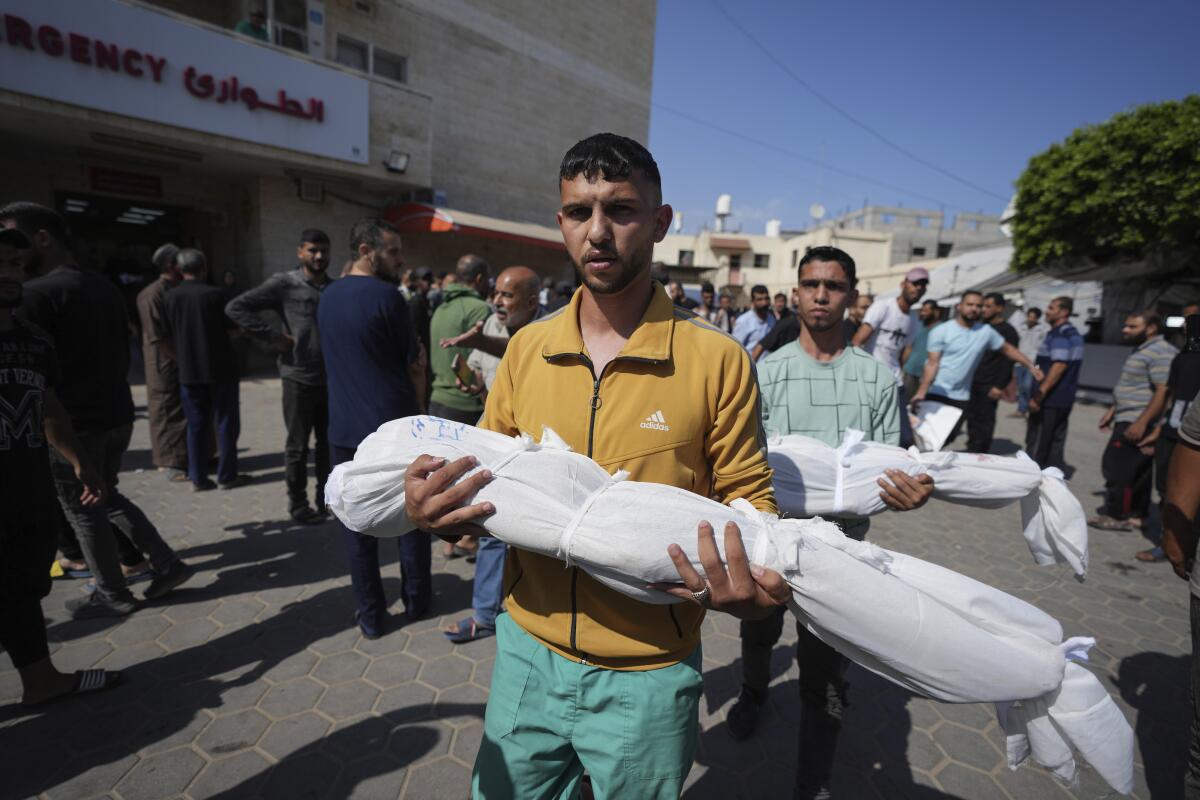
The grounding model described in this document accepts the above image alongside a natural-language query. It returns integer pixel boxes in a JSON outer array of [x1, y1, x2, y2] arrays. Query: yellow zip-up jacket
[[480, 284, 776, 670]]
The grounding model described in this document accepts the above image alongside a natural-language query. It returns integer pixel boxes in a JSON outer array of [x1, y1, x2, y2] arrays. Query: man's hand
[[404, 454, 494, 540], [1123, 419, 1147, 443], [1030, 365, 1045, 382], [650, 521, 790, 619], [76, 460, 107, 507], [440, 321, 485, 350], [878, 471, 934, 511], [274, 333, 295, 353], [1099, 407, 1114, 431], [909, 391, 926, 410], [456, 369, 486, 397], [987, 386, 1003, 401], [1028, 396, 1042, 414]]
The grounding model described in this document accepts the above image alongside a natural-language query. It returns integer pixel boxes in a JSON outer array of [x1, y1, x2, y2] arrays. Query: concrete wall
[[831, 205, 1007, 266]]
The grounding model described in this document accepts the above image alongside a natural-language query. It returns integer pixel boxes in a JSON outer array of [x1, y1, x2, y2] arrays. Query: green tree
[[1012, 95, 1200, 271]]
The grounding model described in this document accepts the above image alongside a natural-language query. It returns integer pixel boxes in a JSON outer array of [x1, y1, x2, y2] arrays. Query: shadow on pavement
[[5, 522, 473, 798], [1116, 650, 1190, 800]]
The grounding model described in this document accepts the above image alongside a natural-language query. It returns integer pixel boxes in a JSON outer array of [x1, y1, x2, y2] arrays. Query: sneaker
[[290, 506, 323, 525], [143, 561, 195, 600], [66, 593, 138, 619], [726, 690, 763, 741], [193, 479, 217, 492], [219, 474, 253, 490]]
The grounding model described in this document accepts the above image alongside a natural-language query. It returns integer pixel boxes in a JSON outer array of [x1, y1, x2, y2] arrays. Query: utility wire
[[711, 0, 1009, 203], [652, 102, 974, 212]]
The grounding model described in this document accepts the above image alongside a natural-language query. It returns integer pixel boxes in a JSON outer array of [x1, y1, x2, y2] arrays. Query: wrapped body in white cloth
[[768, 429, 1089, 578], [326, 416, 1133, 794]]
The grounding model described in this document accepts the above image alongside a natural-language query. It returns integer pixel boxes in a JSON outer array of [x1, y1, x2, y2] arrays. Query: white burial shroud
[[326, 416, 1133, 795], [768, 429, 1089, 578]]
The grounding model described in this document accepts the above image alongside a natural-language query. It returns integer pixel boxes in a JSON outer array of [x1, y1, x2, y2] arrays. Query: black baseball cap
[[0, 228, 30, 248]]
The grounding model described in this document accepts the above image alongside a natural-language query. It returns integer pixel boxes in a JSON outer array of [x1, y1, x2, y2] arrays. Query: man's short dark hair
[[559, 133, 662, 203], [456, 254, 489, 284], [798, 246, 857, 288], [1052, 296, 1074, 314], [349, 218, 399, 256], [301, 228, 330, 246], [1130, 309, 1162, 332], [176, 248, 206, 275], [1027, 307, 1042, 318], [0, 201, 70, 246], [983, 292, 1006, 307], [774, 292, 786, 301], [701, 281, 715, 294], [922, 299, 939, 310], [961, 290, 983, 301], [152, 243, 180, 273], [750, 284, 769, 297]]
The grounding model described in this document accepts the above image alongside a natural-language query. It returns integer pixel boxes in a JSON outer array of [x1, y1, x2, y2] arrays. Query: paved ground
[[0, 378, 1190, 799]]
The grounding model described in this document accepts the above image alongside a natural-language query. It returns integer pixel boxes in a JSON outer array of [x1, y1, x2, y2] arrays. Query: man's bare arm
[[1162, 440, 1200, 581], [43, 388, 105, 506], [912, 351, 941, 404], [851, 322, 874, 348], [1001, 342, 1043, 379]]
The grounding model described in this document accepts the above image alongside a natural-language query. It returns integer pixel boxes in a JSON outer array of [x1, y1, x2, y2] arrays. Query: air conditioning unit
[[299, 179, 324, 203]]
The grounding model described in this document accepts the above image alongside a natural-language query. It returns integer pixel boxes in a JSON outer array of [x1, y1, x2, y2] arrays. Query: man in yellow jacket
[[406, 133, 789, 798]]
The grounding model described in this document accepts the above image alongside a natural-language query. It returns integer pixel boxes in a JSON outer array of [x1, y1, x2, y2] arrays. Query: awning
[[384, 202, 565, 251], [709, 237, 751, 250]]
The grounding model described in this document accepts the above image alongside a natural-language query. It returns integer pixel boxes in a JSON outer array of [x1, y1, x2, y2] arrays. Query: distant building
[[830, 205, 1007, 266], [0, 0, 655, 283]]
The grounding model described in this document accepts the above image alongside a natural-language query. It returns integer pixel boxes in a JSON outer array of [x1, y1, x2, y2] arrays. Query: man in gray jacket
[[226, 229, 332, 523]]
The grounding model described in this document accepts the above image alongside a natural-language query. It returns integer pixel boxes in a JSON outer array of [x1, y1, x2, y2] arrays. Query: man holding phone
[[428, 255, 491, 425]]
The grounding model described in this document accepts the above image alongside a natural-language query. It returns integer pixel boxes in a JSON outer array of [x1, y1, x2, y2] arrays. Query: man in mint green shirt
[[728, 246, 935, 800], [429, 255, 491, 423]]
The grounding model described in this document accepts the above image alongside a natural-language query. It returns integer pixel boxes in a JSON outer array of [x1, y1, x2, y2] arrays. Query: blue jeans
[[180, 381, 240, 485], [331, 444, 432, 634], [472, 536, 506, 628], [1015, 365, 1034, 414]]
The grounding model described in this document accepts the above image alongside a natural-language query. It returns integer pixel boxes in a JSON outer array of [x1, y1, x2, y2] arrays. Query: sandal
[[22, 669, 123, 707], [1087, 515, 1132, 531], [444, 616, 495, 644], [1135, 546, 1166, 563]]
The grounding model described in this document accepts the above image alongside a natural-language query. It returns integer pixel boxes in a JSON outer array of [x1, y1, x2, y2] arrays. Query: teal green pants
[[472, 613, 703, 799]]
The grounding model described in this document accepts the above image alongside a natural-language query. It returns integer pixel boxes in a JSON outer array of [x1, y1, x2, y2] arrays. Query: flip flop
[[1135, 547, 1166, 563], [21, 669, 123, 707], [444, 616, 494, 644], [1087, 515, 1132, 531]]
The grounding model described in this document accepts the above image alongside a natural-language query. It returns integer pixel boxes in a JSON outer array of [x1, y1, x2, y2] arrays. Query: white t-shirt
[[861, 298, 917, 382]]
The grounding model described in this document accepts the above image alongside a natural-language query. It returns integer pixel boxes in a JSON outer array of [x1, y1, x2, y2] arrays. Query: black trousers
[[965, 384, 999, 453], [428, 400, 483, 425], [1188, 594, 1200, 799], [0, 596, 50, 670], [282, 378, 330, 514], [926, 393, 969, 445], [1102, 422, 1154, 520], [1025, 404, 1072, 470], [741, 607, 846, 799]]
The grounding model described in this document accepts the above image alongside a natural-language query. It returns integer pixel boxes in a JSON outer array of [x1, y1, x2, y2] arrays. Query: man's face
[[1045, 301, 1067, 326], [981, 296, 1004, 322], [773, 295, 787, 314], [751, 290, 771, 314], [251, 12, 266, 28], [668, 281, 684, 301], [1026, 311, 1040, 327], [557, 171, 670, 296], [298, 241, 329, 273], [701, 289, 714, 308], [367, 231, 404, 283], [901, 278, 928, 304], [1122, 315, 1149, 345], [849, 295, 872, 324], [958, 293, 983, 323], [719, 295, 731, 311], [797, 259, 855, 334], [1184, 304, 1200, 318], [0, 244, 25, 308], [0, 220, 43, 276], [494, 273, 538, 330], [918, 303, 934, 322]]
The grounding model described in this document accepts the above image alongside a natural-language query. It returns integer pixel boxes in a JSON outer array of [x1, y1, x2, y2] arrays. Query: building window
[[917, 216, 931, 228], [729, 254, 742, 269], [373, 47, 408, 83], [911, 246, 926, 257], [937, 242, 953, 258], [791, 249, 798, 268], [271, 0, 308, 52], [753, 253, 769, 268], [881, 213, 895, 225], [335, 35, 369, 71], [678, 250, 694, 266], [967, 219, 979, 231]]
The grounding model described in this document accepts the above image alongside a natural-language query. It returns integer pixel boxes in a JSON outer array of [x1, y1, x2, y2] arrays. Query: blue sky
[[648, 0, 1199, 235]]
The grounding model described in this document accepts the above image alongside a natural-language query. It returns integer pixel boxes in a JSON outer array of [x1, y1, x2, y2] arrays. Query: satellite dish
[[809, 203, 826, 221], [999, 194, 1016, 238], [673, 212, 684, 234]]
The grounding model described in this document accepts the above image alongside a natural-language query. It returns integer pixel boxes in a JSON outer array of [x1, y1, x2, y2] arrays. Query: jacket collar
[[542, 281, 676, 364]]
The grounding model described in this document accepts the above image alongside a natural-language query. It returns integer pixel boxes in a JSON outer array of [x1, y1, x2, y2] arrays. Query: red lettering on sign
[[145, 53, 166, 83], [68, 33, 90, 65], [94, 39, 119, 71], [36, 24, 63, 56], [4, 14, 33, 49], [122, 48, 143, 77]]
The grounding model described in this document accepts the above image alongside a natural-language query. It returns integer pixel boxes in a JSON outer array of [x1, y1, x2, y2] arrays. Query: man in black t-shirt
[[0, 227, 123, 703], [4, 202, 194, 619], [965, 293, 1020, 453], [162, 249, 246, 491]]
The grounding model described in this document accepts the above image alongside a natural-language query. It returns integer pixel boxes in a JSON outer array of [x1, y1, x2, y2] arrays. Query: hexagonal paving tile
[[260, 711, 332, 760], [260, 677, 326, 718], [418, 654, 474, 690], [312, 650, 370, 685], [364, 653, 422, 688], [197, 708, 271, 756], [188, 750, 271, 797], [317, 681, 381, 720], [114, 748, 205, 800]]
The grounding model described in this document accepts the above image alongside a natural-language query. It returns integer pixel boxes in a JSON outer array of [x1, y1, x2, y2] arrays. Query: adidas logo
[[640, 409, 671, 431]]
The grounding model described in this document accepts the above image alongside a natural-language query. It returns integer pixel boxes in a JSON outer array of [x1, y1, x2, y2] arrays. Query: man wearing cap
[[852, 267, 929, 445], [137, 243, 188, 481]]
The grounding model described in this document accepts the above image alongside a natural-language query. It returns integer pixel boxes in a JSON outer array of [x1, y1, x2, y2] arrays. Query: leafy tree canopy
[[1012, 95, 1200, 272]]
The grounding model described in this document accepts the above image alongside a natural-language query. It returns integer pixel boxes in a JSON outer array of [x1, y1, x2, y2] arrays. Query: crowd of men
[[3, 132, 1200, 799]]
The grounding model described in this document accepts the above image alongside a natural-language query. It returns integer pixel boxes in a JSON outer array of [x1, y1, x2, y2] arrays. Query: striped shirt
[[1035, 322, 1085, 409], [1113, 335, 1178, 423]]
